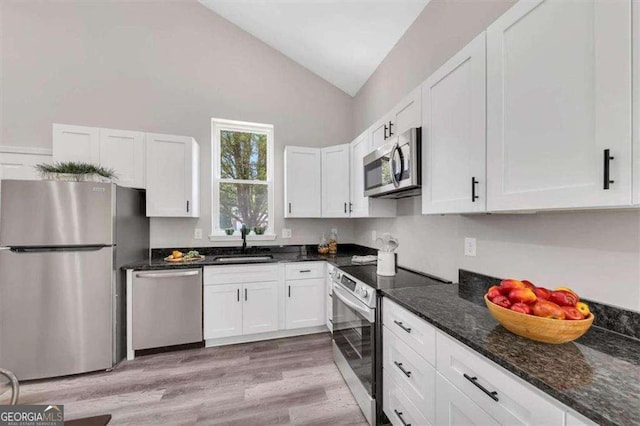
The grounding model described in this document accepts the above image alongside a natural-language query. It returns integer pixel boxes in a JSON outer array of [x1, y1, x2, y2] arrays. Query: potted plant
[[36, 162, 116, 183]]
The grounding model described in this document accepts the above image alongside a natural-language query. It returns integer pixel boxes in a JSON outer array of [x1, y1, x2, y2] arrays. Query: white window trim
[[210, 118, 275, 240]]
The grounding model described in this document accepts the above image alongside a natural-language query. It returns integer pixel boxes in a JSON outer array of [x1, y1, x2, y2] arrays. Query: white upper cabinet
[[422, 32, 487, 215], [53, 124, 100, 164], [486, 0, 632, 211], [99, 128, 145, 189], [321, 144, 350, 217], [349, 130, 396, 218], [53, 124, 145, 189], [284, 146, 321, 217], [372, 87, 422, 149], [145, 133, 200, 217], [392, 86, 422, 138]]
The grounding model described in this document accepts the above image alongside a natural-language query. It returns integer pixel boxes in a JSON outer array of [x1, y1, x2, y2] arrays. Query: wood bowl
[[484, 295, 594, 344]]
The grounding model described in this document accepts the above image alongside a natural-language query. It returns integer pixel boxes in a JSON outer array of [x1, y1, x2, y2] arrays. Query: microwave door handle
[[390, 142, 401, 188]]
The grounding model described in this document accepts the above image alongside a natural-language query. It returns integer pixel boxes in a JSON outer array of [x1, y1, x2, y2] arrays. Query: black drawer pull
[[393, 320, 411, 333], [394, 409, 411, 426], [472, 177, 479, 202], [299, 269, 311, 273], [394, 361, 411, 378], [463, 373, 499, 402], [603, 149, 614, 189]]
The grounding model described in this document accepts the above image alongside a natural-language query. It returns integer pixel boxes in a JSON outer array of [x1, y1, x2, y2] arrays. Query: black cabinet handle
[[186, 200, 190, 213], [300, 269, 311, 273], [604, 149, 614, 190], [393, 320, 411, 333], [394, 410, 411, 426], [384, 124, 389, 140], [463, 373, 499, 402], [394, 361, 412, 378], [244, 288, 248, 301], [288, 285, 291, 298], [472, 177, 479, 202], [237, 288, 240, 302], [388, 120, 394, 137], [288, 203, 292, 214], [349, 202, 353, 213], [344, 202, 347, 213]]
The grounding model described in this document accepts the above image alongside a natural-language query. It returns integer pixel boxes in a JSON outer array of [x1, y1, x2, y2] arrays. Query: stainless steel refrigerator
[[0, 180, 149, 380]]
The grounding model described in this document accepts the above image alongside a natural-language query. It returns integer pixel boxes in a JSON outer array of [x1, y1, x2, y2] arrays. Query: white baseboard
[[205, 325, 328, 347]]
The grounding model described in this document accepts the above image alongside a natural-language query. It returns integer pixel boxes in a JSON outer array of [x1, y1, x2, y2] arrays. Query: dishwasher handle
[[135, 270, 200, 279]]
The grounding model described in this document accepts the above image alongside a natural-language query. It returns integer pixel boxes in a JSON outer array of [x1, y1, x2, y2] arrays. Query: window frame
[[210, 118, 275, 241]]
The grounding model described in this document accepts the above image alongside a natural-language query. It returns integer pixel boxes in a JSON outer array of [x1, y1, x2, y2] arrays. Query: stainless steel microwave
[[363, 127, 421, 199]]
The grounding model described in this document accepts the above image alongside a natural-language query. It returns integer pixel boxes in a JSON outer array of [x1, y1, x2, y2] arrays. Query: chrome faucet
[[241, 224, 248, 254]]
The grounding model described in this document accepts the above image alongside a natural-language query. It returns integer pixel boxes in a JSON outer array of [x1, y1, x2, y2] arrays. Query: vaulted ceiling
[[199, 0, 430, 96]]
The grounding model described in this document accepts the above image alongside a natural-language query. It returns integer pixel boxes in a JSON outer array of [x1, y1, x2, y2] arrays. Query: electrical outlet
[[282, 228, 292, 238], [371, 230, 377, 242], [194, 228, 203, 240], [464, 237, 477, 257]]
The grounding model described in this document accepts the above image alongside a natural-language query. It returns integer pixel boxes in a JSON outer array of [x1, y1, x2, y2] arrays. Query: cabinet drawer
[[382, 298, 436, 365], [436, 332, 564, 425], [435, 372, 498, 426], [285, 262, 325, 280], [383, 325, 436, 423], [384, 371, 431, 426], [204, 264, 278, 285]]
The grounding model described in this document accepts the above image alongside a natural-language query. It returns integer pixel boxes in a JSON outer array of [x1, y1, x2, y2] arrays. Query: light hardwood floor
[[4, 333, 368, 425]]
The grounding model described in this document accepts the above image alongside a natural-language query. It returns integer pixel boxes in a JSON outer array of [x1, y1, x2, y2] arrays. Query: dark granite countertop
[[381, 283, 640, 426], [122, 244, 376, 270], [338, 263, 451, 291]]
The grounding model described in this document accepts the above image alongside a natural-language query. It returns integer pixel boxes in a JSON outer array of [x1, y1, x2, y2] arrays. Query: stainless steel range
[[331, 267, 377, 425]]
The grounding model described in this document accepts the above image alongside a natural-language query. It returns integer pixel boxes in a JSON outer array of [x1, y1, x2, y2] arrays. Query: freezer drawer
[[0, 246, 113, 380], [132, 269, 203, 350]]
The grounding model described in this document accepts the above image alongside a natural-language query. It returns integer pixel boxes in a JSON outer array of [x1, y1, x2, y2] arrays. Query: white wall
[[351, 0, 640, 312], [0, 0, 355, 247]]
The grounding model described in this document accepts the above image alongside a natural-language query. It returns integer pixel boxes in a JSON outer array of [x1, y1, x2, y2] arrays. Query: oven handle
[[390, 142, 401, 188], [333, 283, 375, 323]]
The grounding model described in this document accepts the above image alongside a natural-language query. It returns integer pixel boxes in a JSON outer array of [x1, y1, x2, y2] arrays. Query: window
[[211, 118, 275, 239]]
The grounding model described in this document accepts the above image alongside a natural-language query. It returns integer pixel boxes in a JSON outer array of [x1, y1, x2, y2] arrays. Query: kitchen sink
[[212, 255, 274, 262]]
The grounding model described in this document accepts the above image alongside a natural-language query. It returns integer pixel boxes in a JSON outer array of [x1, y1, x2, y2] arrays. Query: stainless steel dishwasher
[[132, 269, 203, 350]]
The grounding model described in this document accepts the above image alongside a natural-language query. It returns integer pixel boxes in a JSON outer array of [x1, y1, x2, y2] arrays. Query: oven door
[[332, 282, 375, 397]]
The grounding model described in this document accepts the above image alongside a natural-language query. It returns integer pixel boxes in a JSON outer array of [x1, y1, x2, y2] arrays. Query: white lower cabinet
[[285, 277, 325, 329], [203, 283, 243, 339], [382, 298, 582, 426], [435, 373, 498, 426], [242, 281, 278, 335], [285, 262, 326, 330]]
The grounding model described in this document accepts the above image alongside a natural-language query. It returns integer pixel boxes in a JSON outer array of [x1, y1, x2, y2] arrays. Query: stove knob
[[361, 288, 368, 298]]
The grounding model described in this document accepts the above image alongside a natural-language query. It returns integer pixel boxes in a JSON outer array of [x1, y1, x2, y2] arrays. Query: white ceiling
[[199, 0, 430, 96]]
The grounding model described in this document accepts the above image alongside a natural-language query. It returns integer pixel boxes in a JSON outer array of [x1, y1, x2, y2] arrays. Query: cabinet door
[[435, 373, 498, 426], [52, 124, 100, 164], [99, 128, 145, 189], [285, 278, 325, 329], [321, 144, 350, 217], [284, 146, 321, 217], [242, 281, 278, 335], [371, 118, 389, 149], [146, 133, 198, 217], [0, 151, 50, 180], [422, 32, 486, 214], [487, 0, 632, 211], [203, 284, 242, 340], [391, 86, 421, 137]]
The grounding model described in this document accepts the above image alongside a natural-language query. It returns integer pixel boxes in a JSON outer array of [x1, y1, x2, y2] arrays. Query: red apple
[[549, 290, 578, 307], [532, 300, 565, 320], [487, 286, 502, 301], [499, 279, 525, 295], [522, 280, 536, 290], [508, 288, 537, 304], [492, 295, 512, 309], [562, 306, 584, 320], [511, 302, 533, 315], [533, 287, 552, 300]]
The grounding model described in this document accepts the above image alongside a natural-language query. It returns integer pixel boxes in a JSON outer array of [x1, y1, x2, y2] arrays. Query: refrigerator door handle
[[9, 246, 109, 253]]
